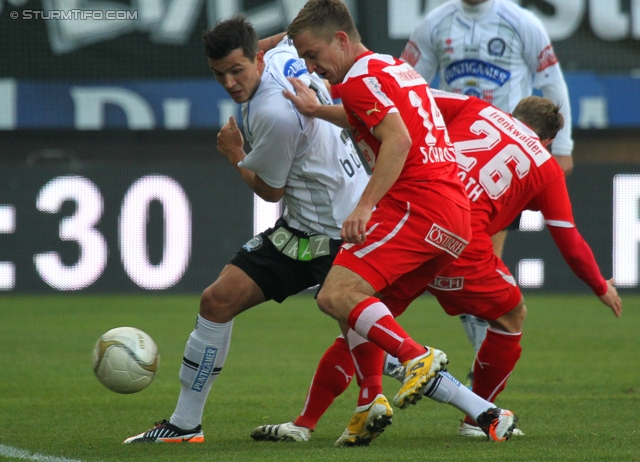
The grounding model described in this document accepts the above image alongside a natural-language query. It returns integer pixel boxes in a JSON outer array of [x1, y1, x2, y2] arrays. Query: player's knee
[[200, 284, 236, 322], [512, 300, 527, 325], [504, 300, 527, 332], [316, 286, 338, 318], [490, 299, 526, 333]]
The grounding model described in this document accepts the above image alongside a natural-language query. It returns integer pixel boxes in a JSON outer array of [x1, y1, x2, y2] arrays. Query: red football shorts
[[381, 232, 522, 321], [333, 183, 471, 293]]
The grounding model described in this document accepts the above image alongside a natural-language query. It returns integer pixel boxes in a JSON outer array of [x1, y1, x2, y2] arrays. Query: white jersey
[[401, 0, 572, 155], [238, 39, 368, 239]]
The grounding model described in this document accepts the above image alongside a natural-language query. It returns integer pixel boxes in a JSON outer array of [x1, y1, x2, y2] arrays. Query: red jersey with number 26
[[432, 91, 607, 295], [432, 91, 567, 236], [340, 52, 468, 209]]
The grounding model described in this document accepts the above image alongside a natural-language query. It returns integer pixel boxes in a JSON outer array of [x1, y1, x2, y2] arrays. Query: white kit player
[[123, 16, 368, 444], [401, 0, 575, 374], [401, 0, 573, 162]]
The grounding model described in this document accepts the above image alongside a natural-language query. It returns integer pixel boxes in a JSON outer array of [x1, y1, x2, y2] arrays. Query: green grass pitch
[[0, 293, 638, 461]]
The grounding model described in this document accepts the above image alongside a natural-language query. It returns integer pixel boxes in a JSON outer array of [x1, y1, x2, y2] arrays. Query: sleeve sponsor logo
[[363, 76, 394, 106], [482, 89, 494, 104], [382, 62, 427, 88], [537, 44, 558, 72], [443, 59, 511, 86], [400, 40, 420, 67], [356, 139, 377, 169]]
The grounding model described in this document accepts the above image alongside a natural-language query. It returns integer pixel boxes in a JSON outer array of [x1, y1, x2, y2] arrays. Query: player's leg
[[317, 265, 428, 364], [455, 301, 525, 438], [470, 301, 526, 404], [457, 227, 511, 386], [424, 246, 526, 436], [169, 264, 265, 430], [334, 329, 392, 447], [125, 220, 336, 444], [296, 335, 355, 430], [250, 336, 355, 442], [424, 371, 517, 442], [459, 314, 489, 385], [317, 265, 448, 410], [123, 263, 265, 444], [382, 287, 517, 442], [252, 287, 418, 445], [318, 194, 470, 410]]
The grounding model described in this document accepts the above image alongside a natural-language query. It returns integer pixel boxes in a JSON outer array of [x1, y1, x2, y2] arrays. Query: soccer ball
[[92, 327, 159, 394]]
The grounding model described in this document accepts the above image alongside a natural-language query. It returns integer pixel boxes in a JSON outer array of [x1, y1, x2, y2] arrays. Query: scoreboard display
[[0, 162, 253, 293], [0, 139, 639, 293]]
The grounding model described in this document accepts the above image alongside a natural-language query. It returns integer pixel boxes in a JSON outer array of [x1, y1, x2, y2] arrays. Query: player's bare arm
[[599, 278, 622, 318], [341, 113, 411, 244], [284, 78, 350, 128], [217, 116, 284, 202], [553, 154, 574, 176], [258, 32, 286, 53]]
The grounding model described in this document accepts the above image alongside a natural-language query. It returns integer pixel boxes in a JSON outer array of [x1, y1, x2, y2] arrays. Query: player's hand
[[283, 78, 320, 117], [553, 155, 574, 176], [217, 116, 245, 164], [599, 278, 622, 318], [341, 205, 372, 244]]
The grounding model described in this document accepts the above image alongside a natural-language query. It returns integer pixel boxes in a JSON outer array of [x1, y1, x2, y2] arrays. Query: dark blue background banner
[[4, 73, 640, 130]]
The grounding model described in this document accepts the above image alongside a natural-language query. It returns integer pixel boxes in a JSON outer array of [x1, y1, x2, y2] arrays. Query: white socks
[[383, 355, 493, 422], [383, 352, 405, 380], [459, 314, 489, 354], [424, 371, 493, 421], [170, 315, 233, 430]]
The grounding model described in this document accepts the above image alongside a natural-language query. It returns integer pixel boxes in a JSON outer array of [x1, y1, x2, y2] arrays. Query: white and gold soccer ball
[[92, 327, 159, 394]]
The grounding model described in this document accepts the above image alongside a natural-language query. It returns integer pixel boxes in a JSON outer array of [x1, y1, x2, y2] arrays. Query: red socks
[[294, 337, 354, 429], [348, 297, 425, 363], [464, 328, 522, 425], [347, 330, 384, 406]]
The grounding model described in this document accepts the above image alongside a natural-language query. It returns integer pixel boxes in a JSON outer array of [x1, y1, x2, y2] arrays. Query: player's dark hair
[[287, 0, 360, 43], [203, 16, 259, 61], [512, 96, 564, 141]]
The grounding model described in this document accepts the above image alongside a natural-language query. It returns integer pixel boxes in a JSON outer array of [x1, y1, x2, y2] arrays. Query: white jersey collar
[[460, 0, 495, 20]]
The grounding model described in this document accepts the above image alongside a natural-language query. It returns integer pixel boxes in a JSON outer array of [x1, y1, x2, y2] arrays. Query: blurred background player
[[123, 16, 368, 444], [252, 90, 620, 442], [400, 0, 575, 384]]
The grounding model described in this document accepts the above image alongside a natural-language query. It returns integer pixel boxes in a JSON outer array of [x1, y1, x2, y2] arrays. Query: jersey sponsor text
[[444, 59, 510, 86]]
